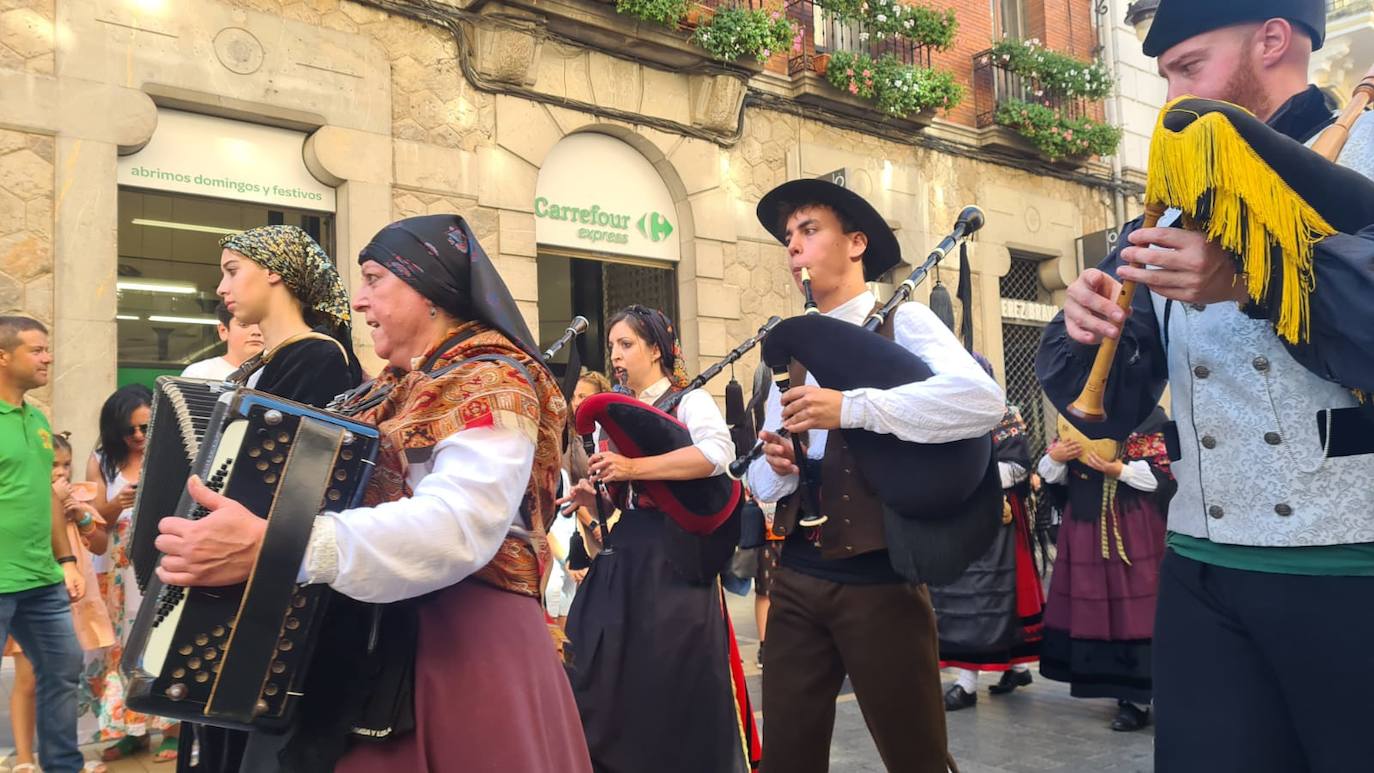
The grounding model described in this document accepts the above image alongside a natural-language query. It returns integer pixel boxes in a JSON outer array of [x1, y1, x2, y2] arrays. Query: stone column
[[305, 126, 395, 375]]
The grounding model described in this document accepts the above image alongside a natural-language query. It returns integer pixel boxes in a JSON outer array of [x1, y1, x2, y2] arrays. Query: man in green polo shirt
[[0, 315, 86, 773]]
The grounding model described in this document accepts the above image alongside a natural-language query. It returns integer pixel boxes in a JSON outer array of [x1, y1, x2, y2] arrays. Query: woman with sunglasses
[[559, 305, 756, 773], [86, 383, 183, 764]]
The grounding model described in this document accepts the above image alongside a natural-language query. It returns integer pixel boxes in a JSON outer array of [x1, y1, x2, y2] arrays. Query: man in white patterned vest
[[1036, 0, 1374, 770]]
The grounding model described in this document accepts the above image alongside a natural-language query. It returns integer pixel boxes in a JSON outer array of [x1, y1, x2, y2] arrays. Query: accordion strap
[[229, 331, 348, 386], [206, 417, 346, 723]]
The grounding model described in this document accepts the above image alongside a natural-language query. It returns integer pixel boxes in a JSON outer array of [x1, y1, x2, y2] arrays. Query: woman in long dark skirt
[[559, 305, 758, 773]]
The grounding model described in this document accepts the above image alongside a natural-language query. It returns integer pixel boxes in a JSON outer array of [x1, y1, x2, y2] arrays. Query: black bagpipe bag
[[761, 314, 1005, 585], [574, 392, 743, 583], [760, 314, 992, 520]]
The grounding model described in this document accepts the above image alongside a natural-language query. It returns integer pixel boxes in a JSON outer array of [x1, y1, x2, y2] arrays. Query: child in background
[[4, 431, 115, 773]]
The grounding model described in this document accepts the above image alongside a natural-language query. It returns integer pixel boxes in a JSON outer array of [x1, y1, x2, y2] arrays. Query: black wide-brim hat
[[1142, 0, 1325, 58], [757, 179, 901, 282]]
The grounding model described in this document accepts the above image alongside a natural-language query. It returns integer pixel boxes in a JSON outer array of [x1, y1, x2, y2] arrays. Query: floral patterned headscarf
[[220, 225, 352, 329]]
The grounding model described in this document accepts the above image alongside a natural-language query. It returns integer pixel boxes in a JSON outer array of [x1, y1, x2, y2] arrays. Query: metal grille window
[[1000, 254, 1053, 460], [1003, 322, 1051, 461], [1000, 255, 1051, 303]]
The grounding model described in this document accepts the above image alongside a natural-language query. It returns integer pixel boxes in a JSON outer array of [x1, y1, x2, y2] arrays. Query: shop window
[[115, 188, 334, 387], [536, 253, 678, 381]]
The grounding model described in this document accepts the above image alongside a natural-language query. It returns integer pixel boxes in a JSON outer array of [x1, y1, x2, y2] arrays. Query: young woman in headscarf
[[177, 225, 364, 773], [153, 214, 591, 773], [558, 305, 758, 773], [215, 224, 363, 401]]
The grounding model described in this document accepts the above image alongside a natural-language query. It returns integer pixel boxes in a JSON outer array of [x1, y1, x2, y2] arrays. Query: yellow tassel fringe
[[1145, 98, 1335, 344]]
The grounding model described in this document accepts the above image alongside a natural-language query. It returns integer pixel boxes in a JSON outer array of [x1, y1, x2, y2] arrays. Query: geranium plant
[[615, 0, 691, 28], [693, 4, 795, 63], [825, 51, 963, 116], [986, 38, 1113, 100], [813, 0, 957, 48], [995, 99, 1122, 160]]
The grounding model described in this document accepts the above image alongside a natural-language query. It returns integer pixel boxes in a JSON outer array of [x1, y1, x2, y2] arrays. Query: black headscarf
[[359, 214, 542, 363]]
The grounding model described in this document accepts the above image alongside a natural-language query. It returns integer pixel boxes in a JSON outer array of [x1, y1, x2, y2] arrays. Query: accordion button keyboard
[[139, 420, 247, 681], [167, 683, 188, 700]]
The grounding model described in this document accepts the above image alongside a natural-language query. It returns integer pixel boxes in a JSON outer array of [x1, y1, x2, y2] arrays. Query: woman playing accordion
[[154, 215, 591, 773]]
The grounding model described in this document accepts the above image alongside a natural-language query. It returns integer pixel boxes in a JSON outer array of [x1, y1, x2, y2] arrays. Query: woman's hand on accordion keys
[[154, 475, 266, 587]]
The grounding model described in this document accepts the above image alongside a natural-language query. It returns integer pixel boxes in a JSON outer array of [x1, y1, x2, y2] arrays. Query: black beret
[[1142, 0, 1326, 58]]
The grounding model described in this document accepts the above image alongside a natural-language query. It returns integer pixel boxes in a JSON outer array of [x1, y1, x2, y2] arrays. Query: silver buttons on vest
[[1252, 356, 1270, 372], [1274, 504, 1293, 517], [1201, 435, 1217, 449], [1264, 432, 1282, 446], [1193, 365, 1210, 379], [1208, 505, 1224, 519]]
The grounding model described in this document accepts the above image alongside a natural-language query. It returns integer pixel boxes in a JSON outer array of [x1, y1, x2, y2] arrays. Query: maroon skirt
[[337, 580, 591, 773], [1039, 496, 1167, 703]]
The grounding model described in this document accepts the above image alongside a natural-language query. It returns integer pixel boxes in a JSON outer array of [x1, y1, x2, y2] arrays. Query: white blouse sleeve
[[1038, 454, 1068, 484], [1116, 459, 1159, 492], [675, 388, 735, 476], [299, 425, 535, 604], [839, 302, 1006, 444]]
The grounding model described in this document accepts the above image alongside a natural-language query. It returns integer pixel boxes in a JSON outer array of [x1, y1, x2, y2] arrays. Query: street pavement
[[2, 592, 1153, 772]]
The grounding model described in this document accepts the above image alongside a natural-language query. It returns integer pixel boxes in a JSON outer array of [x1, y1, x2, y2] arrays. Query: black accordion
[[121, 377, 379, 731]]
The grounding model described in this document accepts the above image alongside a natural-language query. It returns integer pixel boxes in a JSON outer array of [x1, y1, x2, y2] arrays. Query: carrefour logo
[[637, 211, 674, 242], [534, 197, 674, 247]]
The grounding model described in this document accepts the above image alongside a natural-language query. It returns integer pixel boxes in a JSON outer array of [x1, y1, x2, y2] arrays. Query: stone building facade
[[0, 0, 1126, 459]]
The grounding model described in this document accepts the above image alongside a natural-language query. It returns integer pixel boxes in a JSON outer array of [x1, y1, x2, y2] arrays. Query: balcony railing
[[784, 0, 933, 76], [971, 48, 1090, 128], [1328, 0, 1374, 20]]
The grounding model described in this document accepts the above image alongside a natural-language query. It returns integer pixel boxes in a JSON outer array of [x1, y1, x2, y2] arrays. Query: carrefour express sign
[[533, 132, 681, 262]]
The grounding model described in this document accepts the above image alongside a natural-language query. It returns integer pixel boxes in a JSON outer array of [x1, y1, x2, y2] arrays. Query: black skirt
[[564, 509, 750, 773]]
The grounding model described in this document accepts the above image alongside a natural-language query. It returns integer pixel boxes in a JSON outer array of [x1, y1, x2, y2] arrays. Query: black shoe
[[1111, 701, 1151, 732], [988, 669, 1033, 695], [756, 640, 764, 669], [943, 684, 977, 711]]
